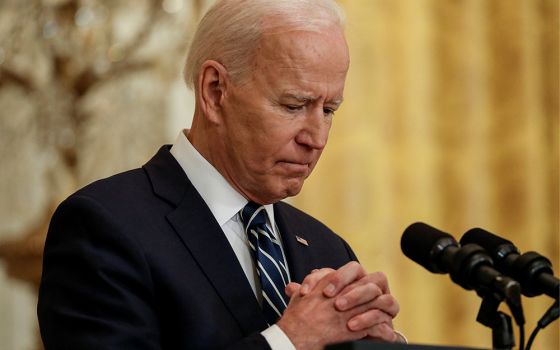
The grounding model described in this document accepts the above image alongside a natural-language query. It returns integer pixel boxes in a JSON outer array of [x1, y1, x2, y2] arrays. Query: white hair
[[184, 0, 345, 90]]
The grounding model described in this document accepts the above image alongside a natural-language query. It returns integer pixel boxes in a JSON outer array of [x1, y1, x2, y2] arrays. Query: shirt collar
[[170, 130, 276, 228]]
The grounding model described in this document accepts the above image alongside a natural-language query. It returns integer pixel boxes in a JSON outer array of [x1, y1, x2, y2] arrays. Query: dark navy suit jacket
[[38, 146, 357, 350]]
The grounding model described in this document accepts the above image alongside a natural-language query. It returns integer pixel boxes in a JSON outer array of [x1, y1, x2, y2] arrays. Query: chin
[[253, 178, 305, 203], [281, 180, 305, 198]]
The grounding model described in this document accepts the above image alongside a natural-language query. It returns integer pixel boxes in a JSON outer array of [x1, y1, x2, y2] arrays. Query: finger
[[334, 282, 382, 311], [338, 292, 399, 319], [364, 323, 399, 342], [338, 271, 390, 295], [285, 282, 301, 298], [371, 294, 400, 318], [346, 309, 393, 332], [322, 261, 366, 297], [300, 268, 335, 295], [368, 271, 391, 294]]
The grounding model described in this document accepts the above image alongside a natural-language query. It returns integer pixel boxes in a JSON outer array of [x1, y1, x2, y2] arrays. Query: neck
[[187, 113, 212, 161]]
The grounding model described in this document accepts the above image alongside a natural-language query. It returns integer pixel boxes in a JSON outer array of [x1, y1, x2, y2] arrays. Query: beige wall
[[294, 0, 559, 348]]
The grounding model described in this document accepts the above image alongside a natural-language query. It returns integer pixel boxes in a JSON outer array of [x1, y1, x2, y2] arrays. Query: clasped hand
[[276, 261, 400, 350]]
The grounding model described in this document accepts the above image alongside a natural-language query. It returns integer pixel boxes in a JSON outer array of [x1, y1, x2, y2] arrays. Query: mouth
[[276, 161, 311, 175]]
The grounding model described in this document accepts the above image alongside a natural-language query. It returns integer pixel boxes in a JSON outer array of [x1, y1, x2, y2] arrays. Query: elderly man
[[38, 1, 403, 349]]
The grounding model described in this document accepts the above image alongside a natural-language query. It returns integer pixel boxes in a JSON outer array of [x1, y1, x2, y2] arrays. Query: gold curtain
[[293, 0, 559, 348]]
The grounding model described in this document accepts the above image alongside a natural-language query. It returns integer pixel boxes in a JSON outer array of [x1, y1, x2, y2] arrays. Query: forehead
[[250, 28, 349, 98], [256, 27, 348, 69]]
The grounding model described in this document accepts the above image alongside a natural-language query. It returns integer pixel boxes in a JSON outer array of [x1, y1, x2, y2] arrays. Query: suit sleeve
[[342, 238, 359, 262], [38, 195, 271, 350]]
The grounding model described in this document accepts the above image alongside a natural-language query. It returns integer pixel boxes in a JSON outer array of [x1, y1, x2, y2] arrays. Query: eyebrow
[[282, 92, 344, 106]]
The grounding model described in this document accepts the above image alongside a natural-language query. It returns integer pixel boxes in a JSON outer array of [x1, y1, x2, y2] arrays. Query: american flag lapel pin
[[295, 235, 309, 246]]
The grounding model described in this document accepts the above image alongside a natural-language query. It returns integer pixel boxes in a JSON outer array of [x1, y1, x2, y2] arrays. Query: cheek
[[257, 130, 297, 156]]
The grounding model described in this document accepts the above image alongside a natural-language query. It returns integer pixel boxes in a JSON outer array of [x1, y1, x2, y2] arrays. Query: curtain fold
[[294, 1, 559, 348]]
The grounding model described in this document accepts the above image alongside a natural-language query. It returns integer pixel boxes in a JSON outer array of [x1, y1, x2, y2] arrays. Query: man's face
[[215, 27, 349, 204]]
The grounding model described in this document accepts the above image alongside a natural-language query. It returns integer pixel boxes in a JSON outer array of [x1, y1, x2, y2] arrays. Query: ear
[[197, 60, 229, 124]]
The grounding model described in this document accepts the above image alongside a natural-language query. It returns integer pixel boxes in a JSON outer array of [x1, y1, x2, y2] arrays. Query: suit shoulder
[[72, 168, 150, 202], [53, 167, 167, 223], [275, 201, 338, 237]]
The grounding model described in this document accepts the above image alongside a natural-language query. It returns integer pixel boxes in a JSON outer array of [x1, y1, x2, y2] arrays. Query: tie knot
[[240, 201, 267, 229]]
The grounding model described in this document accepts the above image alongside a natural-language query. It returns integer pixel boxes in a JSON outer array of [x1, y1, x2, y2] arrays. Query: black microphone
[[401, 222, 524, 325], [461, 227, 560, 299]]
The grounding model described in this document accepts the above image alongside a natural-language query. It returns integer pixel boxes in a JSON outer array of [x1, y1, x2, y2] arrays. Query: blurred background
[[0, 0, 557, 349]]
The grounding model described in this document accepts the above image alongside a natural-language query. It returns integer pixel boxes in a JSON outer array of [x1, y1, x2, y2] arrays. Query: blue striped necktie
[[240, 201, 290, 325]]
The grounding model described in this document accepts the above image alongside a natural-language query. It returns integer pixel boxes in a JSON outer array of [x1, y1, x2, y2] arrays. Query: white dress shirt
[[170, 130, 296, 350]]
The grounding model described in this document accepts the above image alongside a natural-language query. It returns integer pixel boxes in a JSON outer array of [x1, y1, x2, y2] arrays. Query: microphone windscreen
[[401, 222, 457, 271], [460, 228, 515, 255]]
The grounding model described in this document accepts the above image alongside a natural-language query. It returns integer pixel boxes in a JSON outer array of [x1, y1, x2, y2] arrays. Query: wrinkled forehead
[[254, 28, 349, 72]]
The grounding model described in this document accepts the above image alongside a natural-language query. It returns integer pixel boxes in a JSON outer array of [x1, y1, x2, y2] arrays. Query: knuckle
[[372, 271, 387, 282], [342, 261, 363, 275], [381, 295, 400, 316], [307, 267, 332, 278], [366, 281, 382, 296], [390, 297, 400, 315], [302, 274, 314, 284], [328, 271, 343, 284], [371, 271, 390, 291]]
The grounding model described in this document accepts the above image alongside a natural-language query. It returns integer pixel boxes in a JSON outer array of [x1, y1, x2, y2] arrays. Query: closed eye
[[285, 105, 305, 112], [323, 108, 336, 117]]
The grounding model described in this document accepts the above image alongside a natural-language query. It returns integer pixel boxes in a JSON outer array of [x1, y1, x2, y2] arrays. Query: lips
[[277, 161, 311, 175]]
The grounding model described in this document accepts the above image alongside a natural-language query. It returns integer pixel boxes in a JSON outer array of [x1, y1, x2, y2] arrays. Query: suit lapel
[[143, 146, 267, 334], [274, 202, 315, 283]]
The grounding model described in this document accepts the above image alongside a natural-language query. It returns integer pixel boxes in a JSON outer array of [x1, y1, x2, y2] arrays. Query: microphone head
[[401, 222, 459, 273], [462, 228, 557, 298], [460, 227, 519, 260]]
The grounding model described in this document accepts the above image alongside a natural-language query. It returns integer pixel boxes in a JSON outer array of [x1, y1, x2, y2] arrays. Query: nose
[[294, 108, 331, 150]]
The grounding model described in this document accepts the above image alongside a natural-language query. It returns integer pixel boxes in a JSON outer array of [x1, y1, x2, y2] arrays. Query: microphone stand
[[476, 291, 515, 350]]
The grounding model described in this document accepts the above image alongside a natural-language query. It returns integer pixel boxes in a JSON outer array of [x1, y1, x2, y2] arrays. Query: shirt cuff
[[261, 324, 296, 350]]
